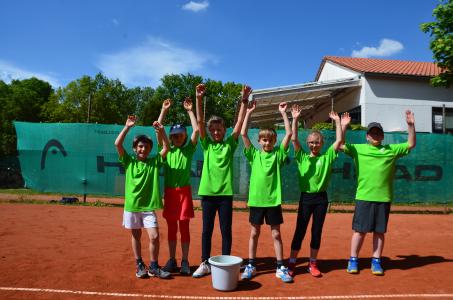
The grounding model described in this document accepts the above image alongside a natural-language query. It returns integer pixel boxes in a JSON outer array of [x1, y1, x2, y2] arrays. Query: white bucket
[[208, 255, 243, 291]]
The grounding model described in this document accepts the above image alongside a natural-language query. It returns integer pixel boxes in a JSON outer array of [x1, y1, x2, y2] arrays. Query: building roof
[[315, 56, 443, 80]]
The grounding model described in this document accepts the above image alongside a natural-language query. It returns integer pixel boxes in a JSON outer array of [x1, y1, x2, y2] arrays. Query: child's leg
[[290, 201, 314, 259], [166, 219, 178, 259], [145, 227, 159, 263], [179, 219, 190, 261], [218, 196, 233, 255], [350, 231, 366, 257], [372, 232, 385, 258], [309, 201, 328, 259], [271, 225, 284, 261], [248, 224, 261, 261], [131, 229, 142, 260], [201, 197, 217, 261]]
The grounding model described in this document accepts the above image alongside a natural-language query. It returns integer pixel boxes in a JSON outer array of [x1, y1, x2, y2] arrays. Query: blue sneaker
[[276, 266, 293, 283], [241, 264, 256, 280], [371, 258, 384, 275], [347, 257, 359, 274]]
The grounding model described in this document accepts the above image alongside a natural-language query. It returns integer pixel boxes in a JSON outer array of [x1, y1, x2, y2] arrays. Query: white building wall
[[317, 61, 360, 81], [362, 77, 453, 132]]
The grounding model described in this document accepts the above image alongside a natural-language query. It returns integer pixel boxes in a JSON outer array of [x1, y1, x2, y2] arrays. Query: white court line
[[1, 287, 453, 299]]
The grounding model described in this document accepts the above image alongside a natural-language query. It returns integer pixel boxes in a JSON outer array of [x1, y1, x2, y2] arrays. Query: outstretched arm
[[114, 115, 136, 157], [184, 97, 199, 145], [241, 101, 256, 149], [291, 104, 302, 152], [153, 121, 170, 158], [338, 112, 351, 151], [406, 110, 416, 150], [329, 111, 343, 151], [157, 99, 171, 146], [279, 102, 292, 150], [196, 84, 206, 139], [232, 85, 252, 140]]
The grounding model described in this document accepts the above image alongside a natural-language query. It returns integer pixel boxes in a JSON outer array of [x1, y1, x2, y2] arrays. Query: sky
[[0, 0, 441, 90]]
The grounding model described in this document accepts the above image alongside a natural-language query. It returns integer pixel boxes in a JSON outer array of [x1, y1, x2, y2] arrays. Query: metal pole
[[442, 104, 446, 134], [87, 93, 92, 123]]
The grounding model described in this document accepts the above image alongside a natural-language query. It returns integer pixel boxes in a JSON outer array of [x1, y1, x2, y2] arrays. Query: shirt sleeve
[[200, 136, 210, 150], [243, 143, 256, 162], [278, 143, 289, 165], [119, 151, 131, 167], [227, 135, 239, 152], [390, 142, 410, 158], [325, 144, 339, 163], [343, 143, 356, 157]]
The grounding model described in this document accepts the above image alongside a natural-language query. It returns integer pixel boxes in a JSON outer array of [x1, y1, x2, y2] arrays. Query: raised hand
[[183, 97, 193, 111], [162, 99, 171, 111], [126, 115, 136, 128], [406, 110, 415, 126], [241, 85, 252, 102], [291, 104, 301, 119], [341, 112, 351, 126], [247, 100, 256, 113], [153, 121, 163, 132], [329, 111, 340, 122], [196, 84, 206, 98], [279, 102, 288, 113]]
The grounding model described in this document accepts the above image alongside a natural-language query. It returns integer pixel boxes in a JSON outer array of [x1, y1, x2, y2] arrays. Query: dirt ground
[[0, 201, 453, 299]]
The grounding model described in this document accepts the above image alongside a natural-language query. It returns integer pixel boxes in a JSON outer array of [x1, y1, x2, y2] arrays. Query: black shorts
[[352, 200, 391, 233], [249, 205, 283, 226]]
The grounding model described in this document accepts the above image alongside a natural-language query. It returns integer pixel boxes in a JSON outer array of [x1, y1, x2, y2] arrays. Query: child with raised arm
[[192, 84, 251, 278], [156, 97, 199, 276], [339, 110, 416, 275], [114, 115, 171, 279], [240, 101, 293, 283], [287, 105, 350, 278]]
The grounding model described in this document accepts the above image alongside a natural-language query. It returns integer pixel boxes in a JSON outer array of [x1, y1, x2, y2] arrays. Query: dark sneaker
[[135, 261, 148, 278], [287, 262, 296, 277], [163, 258, 177, 273], [148, 267, 171, 279], [180, 259, 191, 275], [347, 257, 359, 274], [371, 258, 384, 276]]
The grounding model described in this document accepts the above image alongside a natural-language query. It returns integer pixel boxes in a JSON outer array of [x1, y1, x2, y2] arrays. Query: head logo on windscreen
[[40, 139, 67, 170]]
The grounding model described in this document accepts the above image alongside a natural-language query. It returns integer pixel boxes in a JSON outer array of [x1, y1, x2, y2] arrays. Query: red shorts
[[163, 186, 194, 221]]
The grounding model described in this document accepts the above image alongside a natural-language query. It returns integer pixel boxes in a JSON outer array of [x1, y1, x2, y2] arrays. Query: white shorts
[[122, 211, 158, 229]]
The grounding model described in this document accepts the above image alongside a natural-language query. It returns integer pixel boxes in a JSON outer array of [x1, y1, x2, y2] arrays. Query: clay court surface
[[1, 202, 453, 299]]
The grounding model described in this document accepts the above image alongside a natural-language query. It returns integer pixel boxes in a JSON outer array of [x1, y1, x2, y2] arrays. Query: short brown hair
[[258, 128, 277, 142], [133, 135, 153, 149]]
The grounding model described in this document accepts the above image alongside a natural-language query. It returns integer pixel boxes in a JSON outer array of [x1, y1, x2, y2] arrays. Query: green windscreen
[[15, 121, 453, 203]]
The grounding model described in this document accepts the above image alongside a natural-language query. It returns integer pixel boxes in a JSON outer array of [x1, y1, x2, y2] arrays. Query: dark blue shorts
[[352, 200, 391, 233]]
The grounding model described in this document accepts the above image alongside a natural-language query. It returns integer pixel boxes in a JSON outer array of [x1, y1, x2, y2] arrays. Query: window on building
[[347, 106, 361, 124], [432, 107, 453, 134]]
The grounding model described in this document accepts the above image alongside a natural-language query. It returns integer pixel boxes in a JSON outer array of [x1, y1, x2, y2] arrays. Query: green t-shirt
[[119, 152, 163, 212], [295, 144, 338, 193], [162, 142, 196, 188], [198, 135, 238, 196], [344, 142, 410, 202], [244, 143, 289, 207]]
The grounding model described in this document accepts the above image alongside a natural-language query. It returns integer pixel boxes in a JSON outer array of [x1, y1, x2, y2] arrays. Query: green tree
[[421, 0, 453, 87], [0, 78, 53, 156]]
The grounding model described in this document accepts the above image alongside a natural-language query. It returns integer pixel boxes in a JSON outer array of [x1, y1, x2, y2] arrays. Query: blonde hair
[[306, 130, 324, 143], [258, 128, 277, 142], [207, 115, 225, 129]]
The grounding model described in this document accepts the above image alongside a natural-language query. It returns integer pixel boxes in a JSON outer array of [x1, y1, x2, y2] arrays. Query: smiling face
[[133, 141, 152, 161], [258, 128, 277, 152], [306, 131, 324, 156], [366, 127, 384, 146], [170, 132, 187, 147], [208, 122, 226, 143]]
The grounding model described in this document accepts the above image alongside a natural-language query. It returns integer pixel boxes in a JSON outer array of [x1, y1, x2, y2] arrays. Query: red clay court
[[1, 202, 453, 299]]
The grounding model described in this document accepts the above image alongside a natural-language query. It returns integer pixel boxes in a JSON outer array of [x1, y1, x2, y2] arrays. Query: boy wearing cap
[[157, 97, 199, 275], [339, 110, 416, 275]]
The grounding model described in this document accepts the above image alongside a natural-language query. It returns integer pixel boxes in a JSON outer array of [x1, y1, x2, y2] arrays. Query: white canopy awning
[[247, 77, 361, 127]]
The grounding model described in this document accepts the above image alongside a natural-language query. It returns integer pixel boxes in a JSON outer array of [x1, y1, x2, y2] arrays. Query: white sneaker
[[241, 264, 256, 280], [276, 266, 293, 283], [192, 260, 211, 278]]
